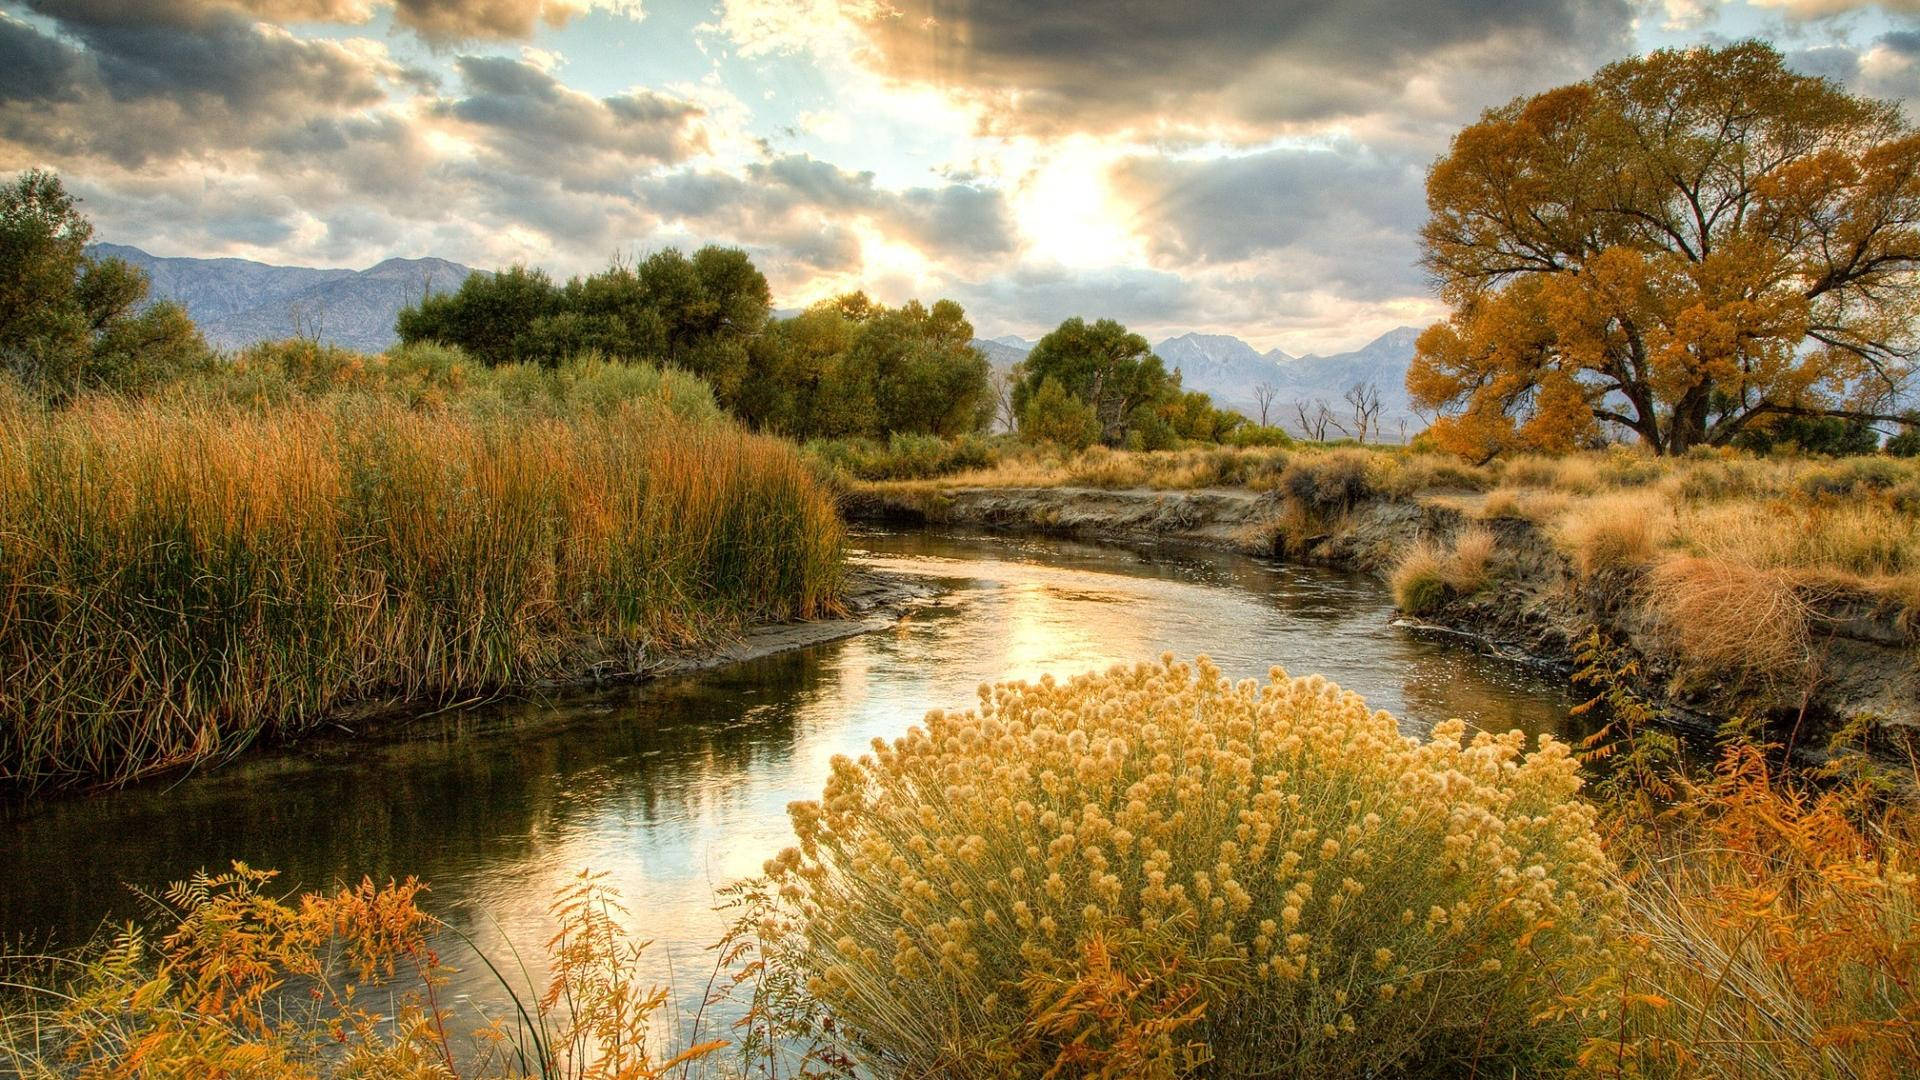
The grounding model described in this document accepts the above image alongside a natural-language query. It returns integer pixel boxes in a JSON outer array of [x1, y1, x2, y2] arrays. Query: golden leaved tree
[[1409, 41, 1920, 459]]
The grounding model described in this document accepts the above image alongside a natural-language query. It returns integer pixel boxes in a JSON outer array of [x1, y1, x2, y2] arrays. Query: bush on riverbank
[[768, 656, 1615, 1078], [0, 372, 844, 790]]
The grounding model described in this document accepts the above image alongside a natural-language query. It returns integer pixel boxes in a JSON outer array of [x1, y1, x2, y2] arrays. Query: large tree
[[1013, 317, 1176, 446], [1409, 42, 1920, 458]]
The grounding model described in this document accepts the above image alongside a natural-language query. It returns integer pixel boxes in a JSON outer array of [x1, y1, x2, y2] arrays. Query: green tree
[[0, 169, 208, 399], [1887, 413, 1920, 457], [737, 292, 992, 440], [1412, 42, 1920, 458], [1013, 317, 1175, 446], [852, 299, 992, 437], [396, 265, 559, 367]]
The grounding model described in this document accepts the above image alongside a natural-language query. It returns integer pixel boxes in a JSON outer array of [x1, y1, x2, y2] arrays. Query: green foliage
[[737, 293, 993, 441], [1731, 413, 1882, 457], [0, 170, 211, 400], [1019, 376, 1101, 451], [1888, 413, 1920, 457], [805, 432, 999, 482], [1226, 423, 1294, 448], [396, 264, 560, 367], [395, 246, 770, 396]]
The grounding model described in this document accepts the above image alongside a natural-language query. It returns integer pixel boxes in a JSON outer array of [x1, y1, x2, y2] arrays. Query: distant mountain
[[1154, 332, 1289, 408], [90, 243, 479, 352], [970, 337, 1031, 373]]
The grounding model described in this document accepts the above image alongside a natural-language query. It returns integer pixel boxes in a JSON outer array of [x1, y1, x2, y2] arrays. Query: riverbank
[[843, 454, 1920, 739], [0, 364, 847, 792]]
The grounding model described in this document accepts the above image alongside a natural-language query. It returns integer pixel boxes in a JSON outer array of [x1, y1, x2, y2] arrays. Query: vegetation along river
[[0, 528, 1589, 1038]]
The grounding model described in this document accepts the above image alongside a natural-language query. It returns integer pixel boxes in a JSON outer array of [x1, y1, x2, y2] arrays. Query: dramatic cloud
[[0, 9, 404, 166], [438, 55, 710, 189], [832, 0, 1636, 136], [1111, 144, 1427, 298], [3, 0, 1912, 351]]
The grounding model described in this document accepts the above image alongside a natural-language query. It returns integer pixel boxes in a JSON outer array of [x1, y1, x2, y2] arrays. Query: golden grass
[[1391, 527, 1499, 615], [1595, 744, 1920, 1079], [0, 387, 844, 790], [1560, 493, 1670, 577]]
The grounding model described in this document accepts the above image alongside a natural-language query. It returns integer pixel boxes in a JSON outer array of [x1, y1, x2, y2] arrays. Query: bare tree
[[1254, 381, 1279, 427], [990, 370, 1019, 433], [1294, 398, 1335, 442], [1343, 381, 1384, 444], [288, 298, 325, 343]]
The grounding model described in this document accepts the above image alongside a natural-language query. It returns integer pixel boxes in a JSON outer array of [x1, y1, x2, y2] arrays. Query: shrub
[[1020, 377, 1101, 451], [1889, 415, 1920, 458], [772, 657, 1614, 1079], [1390, 528, 1496, 616], [1641, 557, 1810, 686], [1604, 745, 1920, 1078], [1227, 423, 1294, 448], [0, 865, 724, 1078], [1280, 450, 1374, 515], [1797, 456, 1907, 499]]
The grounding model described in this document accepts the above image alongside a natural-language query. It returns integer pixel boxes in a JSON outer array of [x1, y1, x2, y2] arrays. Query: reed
[[0, 385, 844, 790]]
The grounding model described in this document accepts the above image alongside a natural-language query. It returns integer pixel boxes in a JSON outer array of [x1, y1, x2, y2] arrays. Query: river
[[0, 528, 1587, 1046]]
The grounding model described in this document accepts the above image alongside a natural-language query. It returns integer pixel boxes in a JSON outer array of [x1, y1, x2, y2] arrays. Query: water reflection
[[0, 527, 1585, 1034]]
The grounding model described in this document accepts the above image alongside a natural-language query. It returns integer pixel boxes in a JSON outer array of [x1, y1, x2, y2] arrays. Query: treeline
[[393, 248, 1279, 449]]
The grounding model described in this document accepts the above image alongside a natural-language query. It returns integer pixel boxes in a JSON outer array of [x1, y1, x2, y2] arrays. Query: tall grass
[[0, 383, 844, 790]]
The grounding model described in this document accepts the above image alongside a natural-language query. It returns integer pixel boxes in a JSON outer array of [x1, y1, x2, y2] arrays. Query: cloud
[[628, 153, 1016, 263], [1111, 144, 1426, 296], [0, 8, 407, 167], [795, 0, 1636, 137], [1749, 0, 1920, 17], [438, 55, 710, 190], [391, 0, 577, 44]]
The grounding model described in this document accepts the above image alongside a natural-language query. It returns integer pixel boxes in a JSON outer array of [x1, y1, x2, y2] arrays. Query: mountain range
[[92, 243, 1420, 432], [91, 243, 477, 353]]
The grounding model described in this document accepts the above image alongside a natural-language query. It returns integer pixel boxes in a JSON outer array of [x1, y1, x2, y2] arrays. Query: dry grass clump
[[770, 656, 1614, 1079], [0, 864, 724, 1079], [1478, 486, 1574, 522], [1560, 494, 1670, 577], [1390, 528, 1499, 615], [0, 390, 844, 789], [1641, 557, 1812, 684]]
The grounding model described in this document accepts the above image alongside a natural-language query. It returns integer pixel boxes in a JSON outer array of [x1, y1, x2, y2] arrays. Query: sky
[[4, 0, 1920, 353]]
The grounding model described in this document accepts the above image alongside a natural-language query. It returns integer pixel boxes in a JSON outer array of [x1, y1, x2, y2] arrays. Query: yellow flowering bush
[[771, 655, 1617, 1078]]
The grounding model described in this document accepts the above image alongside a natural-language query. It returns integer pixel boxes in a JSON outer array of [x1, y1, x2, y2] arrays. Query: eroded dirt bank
[[844, 484, 1919, 736]]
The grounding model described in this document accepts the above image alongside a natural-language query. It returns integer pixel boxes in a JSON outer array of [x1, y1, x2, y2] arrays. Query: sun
[[1012, 139, 1140, 267]]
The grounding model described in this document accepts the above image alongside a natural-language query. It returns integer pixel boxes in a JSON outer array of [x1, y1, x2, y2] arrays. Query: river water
[[0, 528, 1586, 1042]]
